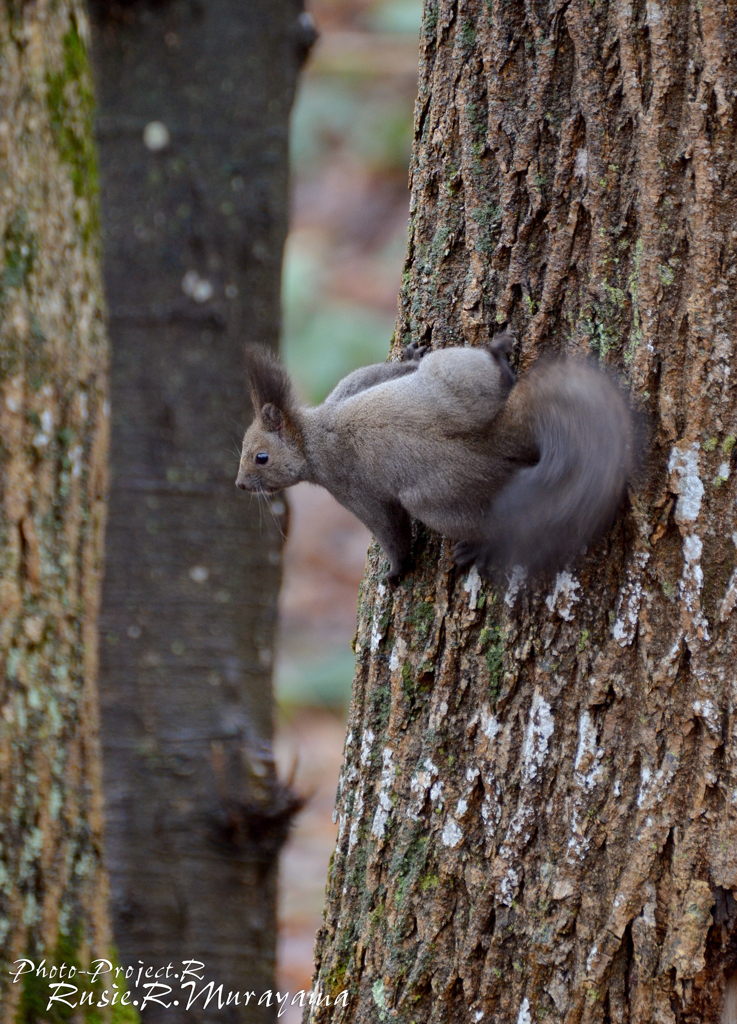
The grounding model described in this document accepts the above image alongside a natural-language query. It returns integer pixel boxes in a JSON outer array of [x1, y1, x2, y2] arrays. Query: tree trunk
[[90, 2, 309, 1021], [311, 2, 737, 1022], [0, 0, 111, 1017]]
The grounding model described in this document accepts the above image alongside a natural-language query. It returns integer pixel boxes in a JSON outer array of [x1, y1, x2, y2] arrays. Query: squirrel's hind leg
[[361, 499, 412, 583]]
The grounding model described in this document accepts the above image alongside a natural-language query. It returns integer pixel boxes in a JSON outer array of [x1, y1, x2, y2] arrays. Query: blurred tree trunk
[[312, 3, 737, 1023], [89, 2, 310, 1021], [0, 1, 111, 1017]]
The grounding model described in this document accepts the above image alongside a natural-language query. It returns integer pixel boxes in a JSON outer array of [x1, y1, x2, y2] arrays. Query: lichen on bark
[[0, 1, 111, 1018], [311, 2, 737, 1022]]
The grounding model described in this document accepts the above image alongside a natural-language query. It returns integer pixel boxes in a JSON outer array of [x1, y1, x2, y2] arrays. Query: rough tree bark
[[0, 1, 111, 1017], [89, 2, 310, 1021], [311, 2, 737, 1023]]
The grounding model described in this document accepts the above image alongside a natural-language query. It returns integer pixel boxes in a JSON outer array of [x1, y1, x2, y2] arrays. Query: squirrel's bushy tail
[[488, 358, 636, 575]]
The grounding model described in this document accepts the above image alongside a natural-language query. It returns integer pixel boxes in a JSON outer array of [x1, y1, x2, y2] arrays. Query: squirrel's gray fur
[[236, 335, 636, 580]]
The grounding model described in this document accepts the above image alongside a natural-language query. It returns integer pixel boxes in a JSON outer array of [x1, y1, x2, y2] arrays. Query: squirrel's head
[[236, 411, 308, 493], [236, 347, 307, 494]]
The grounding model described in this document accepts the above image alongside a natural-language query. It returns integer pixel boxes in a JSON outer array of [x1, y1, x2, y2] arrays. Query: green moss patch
[[46, 16, 100, 246]]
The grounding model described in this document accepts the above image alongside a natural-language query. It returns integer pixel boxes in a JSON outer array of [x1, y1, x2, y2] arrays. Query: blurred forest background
[[273, 0, 421, 1004]]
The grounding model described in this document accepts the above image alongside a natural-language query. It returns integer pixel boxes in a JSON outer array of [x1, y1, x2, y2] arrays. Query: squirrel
[[235, 334, 636, 582]]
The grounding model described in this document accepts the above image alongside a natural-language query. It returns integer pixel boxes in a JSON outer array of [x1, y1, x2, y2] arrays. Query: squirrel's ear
[[260, 402, 284, 433]]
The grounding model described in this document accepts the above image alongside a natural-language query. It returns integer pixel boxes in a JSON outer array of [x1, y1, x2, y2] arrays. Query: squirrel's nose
[[236, 479, 247, 490]]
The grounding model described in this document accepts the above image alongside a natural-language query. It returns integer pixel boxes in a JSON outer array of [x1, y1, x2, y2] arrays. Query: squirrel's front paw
[[452, 540, 481, 566], [404, 341, 429, 363], [453, 541, 496, 577], [385, 568, 406, 590], [385, 555, 411, 588]]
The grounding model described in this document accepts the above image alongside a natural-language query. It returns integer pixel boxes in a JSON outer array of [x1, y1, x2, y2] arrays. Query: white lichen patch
[[565, 809, 590, 860], [408, 758, 439, 819], [500, 865, 520, 906], [573, 710, 603, 788], [69, 445, 82, 480], [522, 691, 555, 780], [23, 617, 43, 644], [480, 788, 502, 828], [339, 762, 358, 796], [574, 147, 588, 178], [371, 746, 395, 839], [336, 810, 346, 840], [504, 565, 527, 607], [545, 571, 581, 621], [372, 979, 387, 1011], [441, 818, 464, 848], [430, 780, 445, 804], [719, 569, 737, 622], [693, 698, 721, 736], [464, 565, 482, 609], [388, 636, 407, 672], [499, 805, 535, 858], [32, 408, 53, 449], [583, 759, 604, 791], [646, 0, 663, 24], [574, 710, 597, 772], [512, 803, 535, 843], [611, 551, 650, 646], [683, 533, 703, 572], [641, 896, 657, 927], [516, 998, 531, 1024], [360, 728, 375, 766], [636, 765, 652, 808], [679, 533, 710, 639], [370, 584, 389, 652], [480, 706, 501, 740], [348, 782, 365, 850], [668, 443, 704, 525]]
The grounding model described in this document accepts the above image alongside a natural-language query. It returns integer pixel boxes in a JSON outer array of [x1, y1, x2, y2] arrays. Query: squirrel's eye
[[255, 452, 269, 465]]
